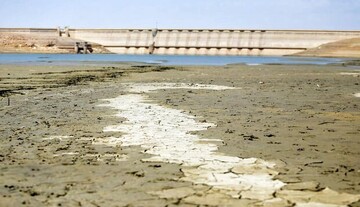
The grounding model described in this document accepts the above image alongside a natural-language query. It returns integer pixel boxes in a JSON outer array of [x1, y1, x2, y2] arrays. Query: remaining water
[[0, 53, 347, 66]]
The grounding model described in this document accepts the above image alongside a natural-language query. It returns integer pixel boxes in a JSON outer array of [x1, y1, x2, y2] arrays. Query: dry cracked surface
[[0, 64, 360, 206]]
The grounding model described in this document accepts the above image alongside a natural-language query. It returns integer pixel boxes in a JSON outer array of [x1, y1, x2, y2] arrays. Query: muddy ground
[[0, 64, 359, 206]]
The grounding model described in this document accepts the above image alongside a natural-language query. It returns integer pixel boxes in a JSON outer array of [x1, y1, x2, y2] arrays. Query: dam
[[1, 28, 360, 56]]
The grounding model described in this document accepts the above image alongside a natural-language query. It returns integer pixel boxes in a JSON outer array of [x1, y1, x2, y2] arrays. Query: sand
[[1, 64, 360, 206]]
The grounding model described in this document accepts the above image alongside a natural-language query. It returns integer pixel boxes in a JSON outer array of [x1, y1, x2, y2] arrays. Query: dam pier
[[1, 28, 360, 56]]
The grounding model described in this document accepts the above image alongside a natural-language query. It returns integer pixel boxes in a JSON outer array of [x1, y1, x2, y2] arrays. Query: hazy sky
[[1, 0, 359, 30]]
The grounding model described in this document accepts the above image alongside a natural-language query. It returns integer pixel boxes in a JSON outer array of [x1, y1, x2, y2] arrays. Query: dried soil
[[0, 64, 359, 206]]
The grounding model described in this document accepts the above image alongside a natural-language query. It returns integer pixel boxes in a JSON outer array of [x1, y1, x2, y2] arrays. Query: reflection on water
[[0, 53, 347, 66]]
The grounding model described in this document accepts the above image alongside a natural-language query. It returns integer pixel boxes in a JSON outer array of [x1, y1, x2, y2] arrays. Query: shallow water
[[0, 53, 347, 66]]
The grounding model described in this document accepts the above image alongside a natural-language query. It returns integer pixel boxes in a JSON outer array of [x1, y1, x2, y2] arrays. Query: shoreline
[[1, 63, 359, 206], [1, 51, 359, 59], [1, 53, 358, 69]]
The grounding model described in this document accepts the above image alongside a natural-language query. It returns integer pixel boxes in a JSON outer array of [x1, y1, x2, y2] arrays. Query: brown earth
[[295, 38, 360, 58], [0, 32, 109, 54], [0, 64, 359, 206]]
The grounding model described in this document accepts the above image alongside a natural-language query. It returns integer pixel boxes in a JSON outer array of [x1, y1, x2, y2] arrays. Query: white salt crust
[[121, 82, 236, 93], [99, 83, 360, 205]]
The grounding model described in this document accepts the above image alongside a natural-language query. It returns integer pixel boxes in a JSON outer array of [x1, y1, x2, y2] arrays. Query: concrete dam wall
[[1, 28, 360, 56], [70, 29, 360, 56]]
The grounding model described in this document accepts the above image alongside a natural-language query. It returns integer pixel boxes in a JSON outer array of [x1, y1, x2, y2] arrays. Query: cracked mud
[[1, 64, 360, 206]]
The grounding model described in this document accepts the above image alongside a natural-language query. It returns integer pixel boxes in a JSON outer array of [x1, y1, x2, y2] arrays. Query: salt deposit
[[99, 83, 283, 200], [99, 82, 360, 205]]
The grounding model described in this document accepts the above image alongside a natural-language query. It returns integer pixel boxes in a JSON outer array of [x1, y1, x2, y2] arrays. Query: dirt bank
[[0, 32, 109, 54], [295, 38, 360, 58]]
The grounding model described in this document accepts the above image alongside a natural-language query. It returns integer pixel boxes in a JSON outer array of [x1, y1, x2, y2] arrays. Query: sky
[[0, 0, 359, 30]]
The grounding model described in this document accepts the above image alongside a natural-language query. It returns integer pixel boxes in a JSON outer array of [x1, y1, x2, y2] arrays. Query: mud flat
[[0, 63, 360, 206]]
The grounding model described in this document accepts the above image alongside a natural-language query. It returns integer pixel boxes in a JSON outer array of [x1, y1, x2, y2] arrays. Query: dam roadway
[[1, 28, 360, 56]]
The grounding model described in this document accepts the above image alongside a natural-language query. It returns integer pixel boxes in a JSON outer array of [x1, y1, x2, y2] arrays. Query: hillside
[[0, 32, 109, 54], [295, 38, 360, 58]]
